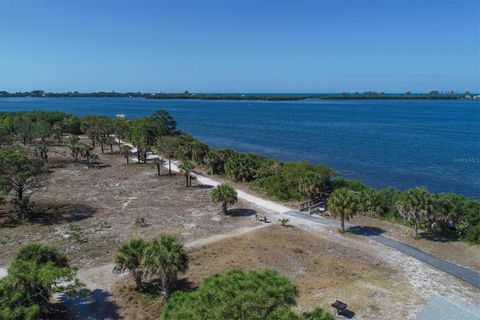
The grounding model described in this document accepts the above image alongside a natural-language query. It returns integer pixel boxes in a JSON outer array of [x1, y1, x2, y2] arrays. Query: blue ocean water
[[1, 97, 479, 198]]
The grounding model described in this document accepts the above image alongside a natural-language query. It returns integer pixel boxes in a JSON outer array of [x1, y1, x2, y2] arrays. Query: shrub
[[465, 224, 480, 244], [211, 184, 238, 214], [161, 269, 332, 320], [0, 244, 79, 320]]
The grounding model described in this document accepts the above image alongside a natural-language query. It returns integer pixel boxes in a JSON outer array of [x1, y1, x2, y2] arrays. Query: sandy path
[[2, 153, 477, 319], [169, 161, 292, 214], [60, 224, 273, 319]]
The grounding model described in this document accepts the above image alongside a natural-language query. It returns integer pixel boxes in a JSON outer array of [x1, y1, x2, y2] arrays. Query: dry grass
[[1, 141, 479, 320], [350, 215, 480, 272], [114, 225, 420, 319]]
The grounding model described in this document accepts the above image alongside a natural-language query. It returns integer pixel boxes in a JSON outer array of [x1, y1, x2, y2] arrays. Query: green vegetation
[[0, 109, 478, 319], [0, 90, 468, 100], [330, 179, 480, 243], [143, 236, 189, 298], [161, 269, 333, 320], [178, 160, 194, 187], [153, 158, 166, 177], [1, 110, 478, 244], [211, 184, 238, 214], [0, 244, 80, 320], [0, 145, 44, 221], [395, 188, 432, 237], [114, 236, 188, 297], [147, 91, 465, 100], [328, 188, 361, 232], [114, 238, 149, 290]]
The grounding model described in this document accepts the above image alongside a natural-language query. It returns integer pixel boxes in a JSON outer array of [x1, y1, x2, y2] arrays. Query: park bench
[[259, 216, 270, 223], [331, 300, 347, 315]]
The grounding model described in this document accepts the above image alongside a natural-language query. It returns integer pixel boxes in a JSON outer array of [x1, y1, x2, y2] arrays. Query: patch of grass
[[68, 223, 86, 243]]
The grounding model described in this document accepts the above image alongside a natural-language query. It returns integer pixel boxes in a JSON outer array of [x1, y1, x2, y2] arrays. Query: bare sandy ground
[[1, 142, 478, 319]]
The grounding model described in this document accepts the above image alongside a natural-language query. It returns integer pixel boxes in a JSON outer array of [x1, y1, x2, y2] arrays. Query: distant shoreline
[[1, 91, 478, 101]]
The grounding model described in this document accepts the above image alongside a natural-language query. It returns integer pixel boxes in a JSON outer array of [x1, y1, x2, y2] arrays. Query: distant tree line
[[1, 110, 478, 243], [0, 90, 471, 100]]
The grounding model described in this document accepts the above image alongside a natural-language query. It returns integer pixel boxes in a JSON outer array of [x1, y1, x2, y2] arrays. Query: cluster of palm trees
[[114, 235, 188, 297], [65, 135, 98, 167], [327, 185, 479, 241], [328, 187, 431, 235], [178, 160, 194, 186], [2, 110, 477, 243], [0, 111, 79, 147]]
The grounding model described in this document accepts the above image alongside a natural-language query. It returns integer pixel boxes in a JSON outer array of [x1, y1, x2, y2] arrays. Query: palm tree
[[211, 184, 238, 214], [78, 143, 94, 166], [298, 172, 328, 200], [66, 135, 81, 163], [178, 160, 194, 187], [396, 187, 432, 237], [328, 188, 360, 232], [143, 235, 188, 298], [204, 150, 221, 175], [122, 145, 131, 165], [157, 136, 176, 175], [153, 158, 166, 177], [114, 238, 148, 290], [35, 145, 49, 163], [52, 122, 63, 143]]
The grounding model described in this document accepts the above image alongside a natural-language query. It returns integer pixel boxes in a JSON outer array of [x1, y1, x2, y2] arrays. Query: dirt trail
[[59, 223, 274, 319], [169, 161, 292, 214]]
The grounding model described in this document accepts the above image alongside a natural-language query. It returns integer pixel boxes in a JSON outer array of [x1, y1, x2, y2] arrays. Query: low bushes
[[161, 269, 334, 320], [330, 179, 480, 243], [0, 244, 80, 320]]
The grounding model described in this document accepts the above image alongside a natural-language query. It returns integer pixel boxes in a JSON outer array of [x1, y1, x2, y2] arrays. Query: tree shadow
[[28, 203, 96, 225], [141, 277, 196, 296], [347, 225, 386, 236], [91, 163, 111, 169], [338, 309, 355, 319], [191, 184, 214, 190], [227, 208, 257, 217], [56, 288, 120, 319], [46, 158, 71, 170], [175, 277, 197, 293], [418, 231, 456, 243], [103, 150, 121, 155]]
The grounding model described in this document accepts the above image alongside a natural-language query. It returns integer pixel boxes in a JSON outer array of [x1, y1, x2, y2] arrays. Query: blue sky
[[0, 0, 478, 93]]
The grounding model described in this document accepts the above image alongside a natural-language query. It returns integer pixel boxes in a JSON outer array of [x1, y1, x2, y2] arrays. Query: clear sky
[[0, 0, 478, 93]]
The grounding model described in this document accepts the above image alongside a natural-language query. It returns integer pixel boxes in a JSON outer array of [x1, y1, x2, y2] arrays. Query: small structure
[[259, 216, 270, 223], [418, 295, 480, 320], [331, 300, 348, 315]]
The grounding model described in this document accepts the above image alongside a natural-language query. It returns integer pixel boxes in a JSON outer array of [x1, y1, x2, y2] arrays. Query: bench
[[259, 216, 270, 223], [331, 300, 347, 315]]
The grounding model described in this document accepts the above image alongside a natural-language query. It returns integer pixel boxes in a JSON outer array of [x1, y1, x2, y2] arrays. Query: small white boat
[[116, 113, 126, 119]]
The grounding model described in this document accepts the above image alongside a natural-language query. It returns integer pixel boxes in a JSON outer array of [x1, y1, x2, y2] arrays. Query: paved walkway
[[160, 160, 480, 289], [284, 210, 480, 289], [137, 149, 480, 290]]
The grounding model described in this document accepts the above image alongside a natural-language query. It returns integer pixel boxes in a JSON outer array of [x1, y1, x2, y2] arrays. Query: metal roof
[[418, 294, 480, 320]]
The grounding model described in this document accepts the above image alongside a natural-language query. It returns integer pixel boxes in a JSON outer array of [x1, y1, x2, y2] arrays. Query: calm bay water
[[1, 97, 479, 198]]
